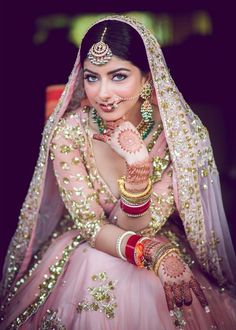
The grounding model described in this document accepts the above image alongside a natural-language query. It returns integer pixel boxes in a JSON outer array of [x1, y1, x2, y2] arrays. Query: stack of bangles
[[118, 176, 152, 217], [116, 231, 180, 272]]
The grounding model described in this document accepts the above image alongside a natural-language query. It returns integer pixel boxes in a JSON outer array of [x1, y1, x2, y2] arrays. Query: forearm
[[94, 222, 168, 259], [94, 224, 130, 257], [116, 207, 151, 232]]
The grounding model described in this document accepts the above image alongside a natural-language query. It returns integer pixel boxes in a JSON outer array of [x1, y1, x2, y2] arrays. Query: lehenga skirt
[[1, 229, 236, 330]]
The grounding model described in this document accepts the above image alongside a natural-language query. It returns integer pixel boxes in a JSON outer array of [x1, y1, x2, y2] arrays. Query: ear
[[147, 72, 152, 81], [145, 72, 158, 106], [142, 71, 152, 84]]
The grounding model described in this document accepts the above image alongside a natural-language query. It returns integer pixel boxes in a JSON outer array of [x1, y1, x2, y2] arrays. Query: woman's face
[[83, 55, 148, 123]]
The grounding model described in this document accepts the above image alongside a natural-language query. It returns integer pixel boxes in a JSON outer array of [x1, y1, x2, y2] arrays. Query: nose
[[97, 80, 112, 103]]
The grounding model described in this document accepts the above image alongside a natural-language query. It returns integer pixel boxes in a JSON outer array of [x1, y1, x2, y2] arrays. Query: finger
[[172, 282, 183, 308], [189, 277, 208, 308], [182, 281, 192, 306], [105, 122, 116, 130], [106, 118, 125, 129], [163, 282, 174, 312], [93, 133, 111, 143]]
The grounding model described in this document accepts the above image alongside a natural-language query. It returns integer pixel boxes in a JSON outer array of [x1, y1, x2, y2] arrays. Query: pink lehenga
[[1, 15, 236, 330]]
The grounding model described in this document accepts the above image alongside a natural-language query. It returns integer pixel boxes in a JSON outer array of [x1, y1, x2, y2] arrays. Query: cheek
[[121, 78, 142, 97], [84, 83, 97, 100]]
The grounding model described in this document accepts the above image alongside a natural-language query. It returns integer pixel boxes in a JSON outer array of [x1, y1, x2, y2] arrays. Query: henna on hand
[[93, 120, 151, 190], [182, 281, 192, 306], [172, 282, 183, 308], [94, 121, 149, 164], [117, 127, 143, 154], [105, 118, 126, 130], [143, 240, 164, 262], [126, 159, 151, 185], [164, 282, 174, 311], [158, 253, 209, 311], [189, 277, 208, 308], [93, 133, 111, 143], [161, 254, 186, 279]]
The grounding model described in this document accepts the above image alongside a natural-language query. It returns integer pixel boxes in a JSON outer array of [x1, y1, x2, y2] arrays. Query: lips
[[99, 104, 115, 112]]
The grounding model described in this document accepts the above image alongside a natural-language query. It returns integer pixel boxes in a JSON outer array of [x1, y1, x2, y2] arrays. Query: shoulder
[[52, 107, 89, 140], [59, 107, 85, 128]]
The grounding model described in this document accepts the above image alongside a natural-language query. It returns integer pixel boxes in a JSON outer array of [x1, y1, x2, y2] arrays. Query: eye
[[112, 73, 127, 81], [84, 75, 98, 82]]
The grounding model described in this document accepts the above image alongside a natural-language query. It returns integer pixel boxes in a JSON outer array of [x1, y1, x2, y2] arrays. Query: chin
[[97, 109, 126, 121]]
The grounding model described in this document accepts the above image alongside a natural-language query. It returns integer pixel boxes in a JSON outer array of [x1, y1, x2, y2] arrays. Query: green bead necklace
[[91, 108, 154, 140]]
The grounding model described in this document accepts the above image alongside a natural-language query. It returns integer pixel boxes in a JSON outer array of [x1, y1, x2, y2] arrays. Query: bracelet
[[121, 195, 150, 206], [118, 177, 153, 201], [151, 242, 174, 263], [121, 198, 150, 208], [121, 210, 149, 218], [143, 239, 163, 262], [125, 234, 142, 264], [120, 199, 151, 215], [134, 237, 151, 268], [116, 231, 135, 261], [119, 176, 152, 198], [120, 199, 150, 217], [121, 194, 151, 206]]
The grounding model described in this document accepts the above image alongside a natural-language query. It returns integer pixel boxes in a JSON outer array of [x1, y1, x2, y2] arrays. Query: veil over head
[[1, 15, 235, 297]]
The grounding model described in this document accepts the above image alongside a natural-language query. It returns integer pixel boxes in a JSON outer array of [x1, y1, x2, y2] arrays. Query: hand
[[93, 119, 149, 166], [157, 253, 209, 312]]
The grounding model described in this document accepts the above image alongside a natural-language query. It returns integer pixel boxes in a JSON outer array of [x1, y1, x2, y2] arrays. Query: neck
[[123, 101, 143, 127]]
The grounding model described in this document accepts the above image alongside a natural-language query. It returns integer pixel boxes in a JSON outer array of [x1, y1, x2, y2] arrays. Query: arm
[[50, 113, 134, 256], [51, 113, 208, 314]]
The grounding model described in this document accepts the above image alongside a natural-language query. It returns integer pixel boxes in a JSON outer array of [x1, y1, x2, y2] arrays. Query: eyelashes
[[83, 75, 98, 82], [83, 73, 128, 82], [113, 73, 127, 81]]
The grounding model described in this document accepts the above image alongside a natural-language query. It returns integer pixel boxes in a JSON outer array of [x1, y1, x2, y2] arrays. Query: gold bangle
[[151, 243, 173, 262], [121, 194, 151, 205], [118, 177, 153, 199]]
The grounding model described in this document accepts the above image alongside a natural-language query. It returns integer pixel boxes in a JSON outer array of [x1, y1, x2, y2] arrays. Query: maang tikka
[[140, 82, 153, 123], [87, 27, 113, 65]]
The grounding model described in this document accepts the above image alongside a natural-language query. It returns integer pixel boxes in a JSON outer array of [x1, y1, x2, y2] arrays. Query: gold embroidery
[[52, 113, 108, 247], [60, 145, 73, 154], [151, 148, 170, 183], [60, 161, 70, 170], [138, 186, 175, 237], [8, 235, 84, 329], [76, 272, 117, 319], [50, 150, 55, 160], [0, 213, 76, 316], [39, 309, 66, 330]]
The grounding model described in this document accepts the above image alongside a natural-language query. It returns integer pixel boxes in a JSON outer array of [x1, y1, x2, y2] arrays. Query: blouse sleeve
[[49, 111, 108, 247]]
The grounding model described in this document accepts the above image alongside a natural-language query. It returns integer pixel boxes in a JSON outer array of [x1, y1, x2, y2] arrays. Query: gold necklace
[[91, 108, 154, 140]]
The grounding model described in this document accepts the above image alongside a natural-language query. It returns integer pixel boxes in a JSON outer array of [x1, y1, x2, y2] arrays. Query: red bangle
[[125, 235, 142, 264], [134, 241, 145, 267], [120, 199, 150, 216]]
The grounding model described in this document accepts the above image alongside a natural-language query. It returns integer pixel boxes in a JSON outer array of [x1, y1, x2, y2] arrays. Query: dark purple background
[[1, 1, 235, 274]]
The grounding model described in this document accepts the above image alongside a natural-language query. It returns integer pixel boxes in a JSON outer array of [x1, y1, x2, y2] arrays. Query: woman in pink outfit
[[0, 15, 236, 330]]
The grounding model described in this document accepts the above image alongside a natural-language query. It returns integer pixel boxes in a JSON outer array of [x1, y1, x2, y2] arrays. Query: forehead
[[83, 55, 139, 73]]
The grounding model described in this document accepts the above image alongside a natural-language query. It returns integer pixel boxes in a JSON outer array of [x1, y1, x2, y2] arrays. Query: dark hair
[[80, 20, 150, 74]]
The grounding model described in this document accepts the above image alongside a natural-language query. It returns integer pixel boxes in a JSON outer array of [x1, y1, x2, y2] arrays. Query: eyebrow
[[83, 68, 131, 75]]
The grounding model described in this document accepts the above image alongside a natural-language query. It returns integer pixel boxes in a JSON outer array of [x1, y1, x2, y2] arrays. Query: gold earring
[[140, 82, 153, 123]]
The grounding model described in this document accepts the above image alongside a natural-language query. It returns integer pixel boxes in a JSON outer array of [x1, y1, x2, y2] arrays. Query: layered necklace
[[91, 108, 155, 140]]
